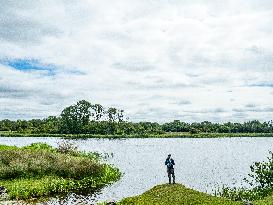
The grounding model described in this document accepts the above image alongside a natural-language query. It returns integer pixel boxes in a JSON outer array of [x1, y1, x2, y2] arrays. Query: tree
[[117, 110, 124, 122], [91, 104, 104, 121], [44, 116, 60, 133], [60, 100, 92, 134], [107, 107, 118, 122]]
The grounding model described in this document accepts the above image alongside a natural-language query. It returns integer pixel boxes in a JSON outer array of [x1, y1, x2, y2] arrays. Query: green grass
[[1, 131, 273, 138], [117, 184, 243, 205], [99, 184, 273, 205], [254, 193, 273, 205], [0, 143, 121, 200]]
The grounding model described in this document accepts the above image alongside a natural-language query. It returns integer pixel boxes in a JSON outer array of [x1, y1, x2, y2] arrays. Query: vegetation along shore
[[0, 100, 273, 138], [0, 142, 121, 201], [1, 132, 273, 139], [108, 183, 273, 205]]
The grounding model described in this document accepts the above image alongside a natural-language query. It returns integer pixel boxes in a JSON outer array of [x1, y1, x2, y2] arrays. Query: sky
[[0, 0, 273, 123]]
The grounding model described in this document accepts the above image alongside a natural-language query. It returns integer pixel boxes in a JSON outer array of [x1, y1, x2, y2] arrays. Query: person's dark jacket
[[165, 158, 175, 169]]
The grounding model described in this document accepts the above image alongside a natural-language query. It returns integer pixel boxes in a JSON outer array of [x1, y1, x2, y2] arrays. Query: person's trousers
[[167, 168, 175, 184]]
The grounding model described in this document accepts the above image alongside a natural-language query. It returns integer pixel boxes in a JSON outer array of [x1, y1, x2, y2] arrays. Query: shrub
[[0, 150, 102, 180], [220, 151, 273, 201], [57, 140, 78, 154], [23, 142, 56, 152]]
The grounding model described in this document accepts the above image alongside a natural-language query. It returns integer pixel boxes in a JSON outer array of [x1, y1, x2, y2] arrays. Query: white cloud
[[0, 0, 273, 122]]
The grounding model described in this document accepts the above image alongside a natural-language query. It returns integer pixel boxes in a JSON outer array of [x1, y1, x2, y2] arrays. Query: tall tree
[[91, 104, 104, 121], [60, 100, 92, 134], [117, 109, 124, 122], [107, 107, 118, 122]]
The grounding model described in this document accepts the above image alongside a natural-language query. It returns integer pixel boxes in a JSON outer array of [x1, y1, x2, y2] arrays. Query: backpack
[[167, 159, 172, 168]]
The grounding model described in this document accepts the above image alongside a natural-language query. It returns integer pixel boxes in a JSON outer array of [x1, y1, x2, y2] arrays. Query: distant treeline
[[0, 100, 273, 135]]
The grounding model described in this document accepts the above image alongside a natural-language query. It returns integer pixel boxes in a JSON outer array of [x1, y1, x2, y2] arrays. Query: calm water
[[1, 137, 273, 204]]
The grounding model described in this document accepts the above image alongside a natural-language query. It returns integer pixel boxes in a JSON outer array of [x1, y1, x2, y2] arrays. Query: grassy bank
[[114, 184, 273, 205], [115, 184, 273, 205], [117, 184, 242, 205], [1, 131, 273, 138], [0, 143, 121, 200]]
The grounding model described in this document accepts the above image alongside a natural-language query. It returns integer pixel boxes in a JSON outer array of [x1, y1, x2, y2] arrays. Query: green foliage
[[91, 104, 104, 121], [162, 120, 190, 132], [247, 152, 273, 189], [1, 132, 273, 139], [0, 143, 121, 200], [60, 100, 92, 134], [189, 127, 199, 134], [1, 165, 121, 200], [0, 144, 17, 151], [118, 184, 241, 205], [0, 150, 102, 180], [22, 142, 57, 152], [221, 187, 273, 202], [220, 152, 273, 202], [162, 120, 273, 134], [0, 100, 272, 136]]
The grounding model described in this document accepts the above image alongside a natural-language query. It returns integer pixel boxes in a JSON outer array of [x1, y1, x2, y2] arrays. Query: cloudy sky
[[0, 0, 273, 122]]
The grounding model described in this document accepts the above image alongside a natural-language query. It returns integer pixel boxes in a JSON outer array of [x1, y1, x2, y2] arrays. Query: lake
[[0, 137, 273, 204]]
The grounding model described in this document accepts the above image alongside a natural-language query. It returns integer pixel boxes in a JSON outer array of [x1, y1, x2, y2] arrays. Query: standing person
[[165, 154, 175, 184]]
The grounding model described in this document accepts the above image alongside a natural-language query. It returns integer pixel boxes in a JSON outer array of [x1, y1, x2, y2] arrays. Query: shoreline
[[0, 132, 273, 139]]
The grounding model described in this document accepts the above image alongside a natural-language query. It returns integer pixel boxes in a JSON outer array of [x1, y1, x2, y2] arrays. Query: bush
[[23, 142, 56, 152], [246, 151, 273, 189], [0, 149, 102, 180], [219, 151, 273, 201], [57, 140, 78, 154]]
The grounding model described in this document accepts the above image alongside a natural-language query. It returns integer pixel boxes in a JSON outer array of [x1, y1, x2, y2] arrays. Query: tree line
[[0, 100, 273, 135]]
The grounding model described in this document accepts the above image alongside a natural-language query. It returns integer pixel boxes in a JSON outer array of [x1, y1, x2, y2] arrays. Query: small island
[[0, 142, 121, 201]]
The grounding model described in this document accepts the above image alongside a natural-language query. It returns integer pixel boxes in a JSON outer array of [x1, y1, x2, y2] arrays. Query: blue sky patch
[[1, 59, 56, 76]]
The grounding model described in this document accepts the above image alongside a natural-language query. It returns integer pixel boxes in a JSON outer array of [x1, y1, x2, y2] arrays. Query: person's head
[[167, 154, 171, 159]]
